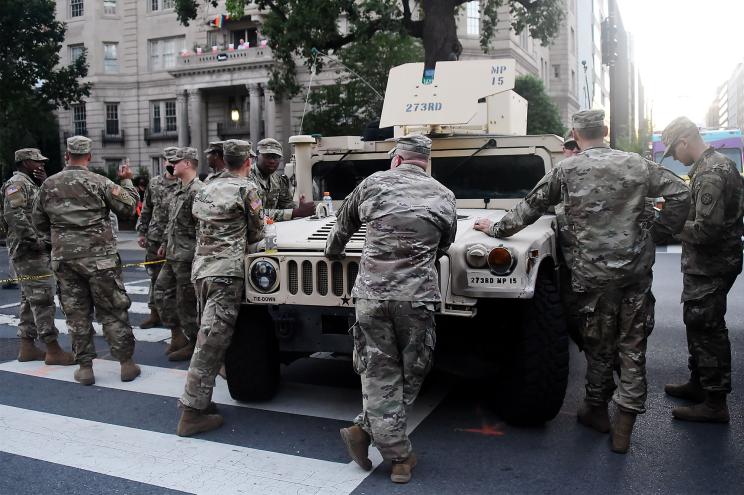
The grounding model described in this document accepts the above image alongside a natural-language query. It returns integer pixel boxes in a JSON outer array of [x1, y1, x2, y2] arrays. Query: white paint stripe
[[124, 285, 150, 295], [0, 404, 374, 495], [124, 278, 152, 285], [0, 302, 20, 309], [0, 314, 170, 343], [0, 359, 449, 427]]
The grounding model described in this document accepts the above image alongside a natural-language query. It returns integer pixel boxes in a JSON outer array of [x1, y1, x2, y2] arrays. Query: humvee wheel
[[496, 272, 569, 425], [224, 306, 280, 401]]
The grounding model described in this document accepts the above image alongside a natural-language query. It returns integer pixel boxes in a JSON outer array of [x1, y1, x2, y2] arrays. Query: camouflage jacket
[[32, 165, 138, 261], [249, 167, 294, 221], [204, 169, 225, 184], [492, 145, 690, 291], [325, 163, 458, 302], [679, 147, 744, 277], [136, 174, 179, 243], [162, 177, 204, 262], [1, 172, 49, 259], [191, 171, 264, 280]]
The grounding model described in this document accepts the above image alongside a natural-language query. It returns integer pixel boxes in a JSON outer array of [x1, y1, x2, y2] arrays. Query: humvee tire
[[495, 273, 569, 425], [224, 306, 280, 401]]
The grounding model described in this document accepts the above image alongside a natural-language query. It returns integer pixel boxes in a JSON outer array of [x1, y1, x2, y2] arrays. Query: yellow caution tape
[[0, 259, 167, 286]]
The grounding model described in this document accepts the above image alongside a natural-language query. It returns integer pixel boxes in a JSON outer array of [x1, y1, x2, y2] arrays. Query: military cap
[[205, 141, 224, 154], [388, 133, 432, 157], [162, 146, 179, 161], [563, 130, 577, 145], [256, 138, 283, 156], [66, 135, 92, 154], [571, 109, 606, 129], [223, 139, 253, 158], [661, 116, 699, 159], [169, 147, 199, 162], [14, 148, 48, 162]]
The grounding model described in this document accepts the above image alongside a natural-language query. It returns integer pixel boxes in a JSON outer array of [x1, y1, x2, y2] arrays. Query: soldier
[[177, 139, 264, 437], [153, 147, 204, 361], [136, 147, 179, 331], [325, 134, 457, 483], [2, 149, 74, 365], [204, 141, 227, 183], [661, 117, 744, 423], [251, 138, 314, 221], [32, 136, 141, 385], [474, 110, 690, 453], [562, 130, 580, 159]]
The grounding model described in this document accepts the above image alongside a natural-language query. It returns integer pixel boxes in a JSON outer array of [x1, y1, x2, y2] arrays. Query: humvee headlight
[[249, 258, 279, 293], [487, 247, 516, 276], [465, 244, 489, 268]]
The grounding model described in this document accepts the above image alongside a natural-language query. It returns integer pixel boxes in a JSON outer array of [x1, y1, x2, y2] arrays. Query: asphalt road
[[0, 242, 742, 495]]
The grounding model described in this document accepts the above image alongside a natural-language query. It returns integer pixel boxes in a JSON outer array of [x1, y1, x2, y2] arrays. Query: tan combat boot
[[391, 453, 417, 483], [340, 425, 372, 471], [140, 308, 162, 329], [18, 337, 46, 362], [166, 328, 188, 355], [577, 400, 611, 433], [672, 392, 730, 423], [664, 376, 705, 403], [168, 341, 195, 362], [74, 364, 95, 385], [120, 359, 142, 382], [44, 340, 75, 366], [176, 406, 224, 437], [610, 410, 637, 454]]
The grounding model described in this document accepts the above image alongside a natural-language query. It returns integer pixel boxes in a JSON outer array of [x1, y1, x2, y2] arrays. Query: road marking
[[124, 278, 152, 285], [0, 314, 170, 343], [0, 404, 374, 495], [0, 359, 449, 427]]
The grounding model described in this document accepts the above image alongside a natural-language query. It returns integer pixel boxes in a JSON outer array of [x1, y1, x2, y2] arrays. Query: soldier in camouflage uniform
[[2, 149, 74, 365], [177, 139, 264, 437], [154, 147, 204, 361], [325, 134, 457, 483], [32, 136, 142, 386], [474, 110, 690, 454], [204, 141, 227, 183], [250, 138, 314, 221], [136, 147, 179, 331], [661, 117, 744, 423]]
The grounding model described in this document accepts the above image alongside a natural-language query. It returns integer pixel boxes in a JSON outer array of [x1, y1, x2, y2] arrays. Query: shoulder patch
[[5, 186, 18, 196], [701, 192, 713, 205], [248, 189, 263, 212]]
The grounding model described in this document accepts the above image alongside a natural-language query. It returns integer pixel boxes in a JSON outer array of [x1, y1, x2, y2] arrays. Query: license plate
[[467, 272, 521, 288]]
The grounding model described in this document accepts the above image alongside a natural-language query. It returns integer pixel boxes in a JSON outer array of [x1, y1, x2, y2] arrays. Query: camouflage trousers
[[52, 254, 135, 365], [144, 241, 164, 309], [682, 273, 736, 394], [153, 260, 198, 340], [180, 276, 243, 410], [579, 276, 653, 414], [352, 298, 436, 461], [13, 254, 58, 343]]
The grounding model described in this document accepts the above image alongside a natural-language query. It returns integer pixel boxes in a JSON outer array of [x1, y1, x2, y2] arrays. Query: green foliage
[[0, 0, 90, 178], [301, 33, 423, 136], [175, 0, 563, 99], [513, 75, 565, 136]]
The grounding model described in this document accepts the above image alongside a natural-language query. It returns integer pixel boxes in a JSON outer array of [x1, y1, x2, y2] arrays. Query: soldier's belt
[[0, 259, 167, 285]]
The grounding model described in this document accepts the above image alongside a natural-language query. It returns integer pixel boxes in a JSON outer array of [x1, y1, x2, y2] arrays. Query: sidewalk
[[117, 230, 144, 251]]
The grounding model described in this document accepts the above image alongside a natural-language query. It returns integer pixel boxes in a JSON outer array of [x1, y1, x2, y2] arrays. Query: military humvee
[[226, 59, 569, 424]]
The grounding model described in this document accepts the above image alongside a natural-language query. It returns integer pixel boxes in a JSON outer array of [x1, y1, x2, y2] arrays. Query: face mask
[[166, 165, 175, 175]]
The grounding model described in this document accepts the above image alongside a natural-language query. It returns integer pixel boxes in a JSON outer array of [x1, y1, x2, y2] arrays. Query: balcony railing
[[102, 129, 125, 145], [171, 46, 273, 74], [144, 128, 178, 145], [217, 121, 250, 140]]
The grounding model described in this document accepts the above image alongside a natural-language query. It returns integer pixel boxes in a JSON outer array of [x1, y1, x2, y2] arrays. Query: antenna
[[310, 48, 384, 101], [299, 50, 319, 134]]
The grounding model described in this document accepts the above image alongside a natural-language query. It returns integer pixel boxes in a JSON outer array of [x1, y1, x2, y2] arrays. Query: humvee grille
[[348, 262, 359, 292], [280, 258, 360, 300], [288, 260, 298, 295], [302, 261, 313, 295], [317, 262, 328, 296], [308, 220, 367, 242], [332, 262, 343, 296]]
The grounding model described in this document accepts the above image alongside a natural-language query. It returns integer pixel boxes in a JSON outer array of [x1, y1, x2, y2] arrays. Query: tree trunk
[[422, 0, 463, 70]]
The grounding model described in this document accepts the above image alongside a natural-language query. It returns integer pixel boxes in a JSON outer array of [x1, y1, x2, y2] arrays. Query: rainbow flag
[[209, 14, 229, 28]]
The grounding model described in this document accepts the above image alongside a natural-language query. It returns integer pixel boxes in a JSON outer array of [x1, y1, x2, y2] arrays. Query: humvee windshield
[[311, 154, 545, 200]]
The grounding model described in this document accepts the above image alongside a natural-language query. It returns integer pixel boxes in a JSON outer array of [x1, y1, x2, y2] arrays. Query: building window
[[103, 43, 119, 73], [553, 65, 560, 79], [466, 1, 480, 36], [571, 69, 577, 94], [151, 100, 177, 134], [151, 156, 162, 174], [70, 0, 84, 17], [73, 104, 87, 136], [104, 159, 122, 176], [150, 0, 174, 11], [105, 103, 120, 135], [149, 37, 184, 70], [103, 0, 116, 15], [69, 44, 85, 63], [570, 27, 576, 55]]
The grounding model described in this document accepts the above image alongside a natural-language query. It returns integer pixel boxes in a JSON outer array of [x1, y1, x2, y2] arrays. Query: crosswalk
[[0, 274, 449, 494]]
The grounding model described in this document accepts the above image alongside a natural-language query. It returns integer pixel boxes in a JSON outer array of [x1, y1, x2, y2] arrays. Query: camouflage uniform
[[1, 149, 57, 343], [154, 149, 204, 341], [250, 138, 294, 222], [136, 152, 179, 311], [32, 136, 139, 365], [180, 140, 264, 411], [490, 111, 690, 414], [325, 134, 458, 461], [204, 141, 227, 184]]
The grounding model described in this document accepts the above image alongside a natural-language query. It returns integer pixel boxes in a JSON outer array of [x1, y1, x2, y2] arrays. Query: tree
[[301, 33, 423, 136], [175, 0, 564, 98], [513, 75, 565, 136], [0, 0, 90, 177]]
